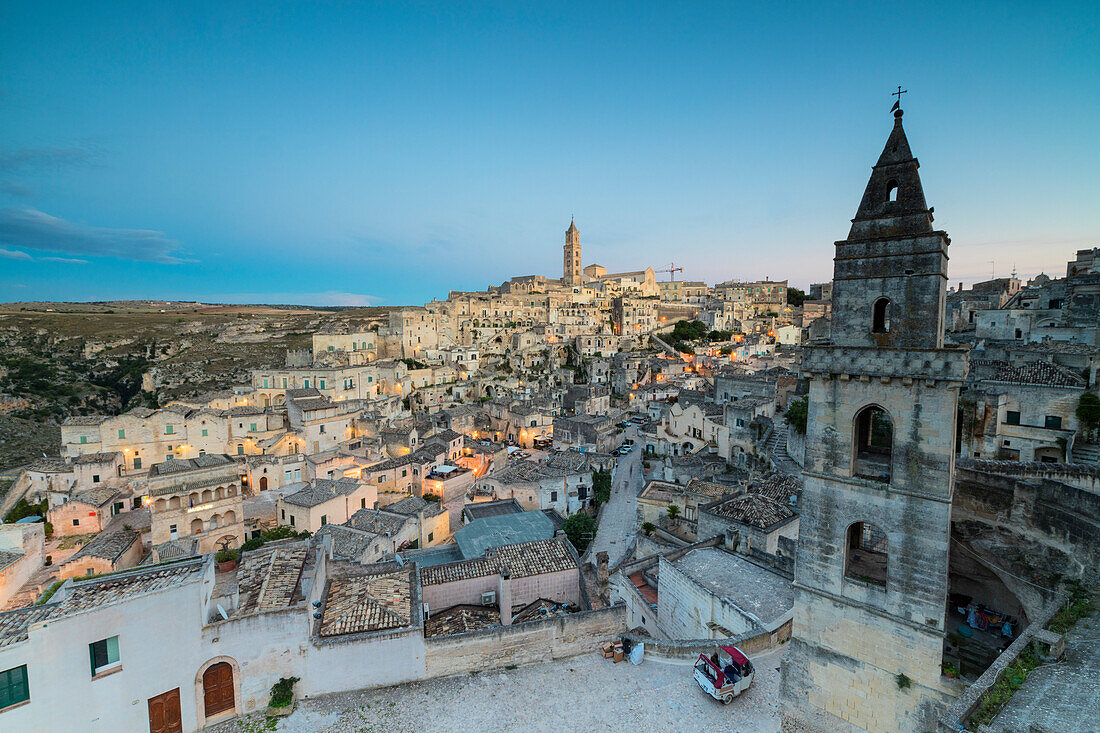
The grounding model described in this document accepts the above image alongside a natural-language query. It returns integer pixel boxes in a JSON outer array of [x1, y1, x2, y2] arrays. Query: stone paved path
[[584, 425, 643, 569], [215, 647, 786, 733]]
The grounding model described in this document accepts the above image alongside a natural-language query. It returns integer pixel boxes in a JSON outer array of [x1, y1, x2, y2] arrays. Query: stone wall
[[423, 604, 627, 677], [622, 618, 791, 661], [953, 465, 1100, 587]]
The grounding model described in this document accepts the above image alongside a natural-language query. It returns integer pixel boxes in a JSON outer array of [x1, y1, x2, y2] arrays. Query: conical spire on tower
[[848, 108, 934, 241]]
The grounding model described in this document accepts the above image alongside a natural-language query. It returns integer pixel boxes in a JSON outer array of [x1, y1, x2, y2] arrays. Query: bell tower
[[780, 106, 968, 732], [563, 218, 582, 287]]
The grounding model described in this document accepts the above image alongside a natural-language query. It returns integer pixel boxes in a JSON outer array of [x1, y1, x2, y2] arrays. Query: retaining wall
[[423, 604, 627, 677]]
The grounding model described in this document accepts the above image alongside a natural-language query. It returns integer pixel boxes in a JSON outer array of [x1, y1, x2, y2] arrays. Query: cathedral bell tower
[[780, 105, 969, 732], [563, 218, 582, 287]]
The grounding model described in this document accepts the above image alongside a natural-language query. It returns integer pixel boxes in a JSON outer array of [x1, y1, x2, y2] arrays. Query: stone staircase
[[1072, 441, 1100, 466], [763, 420, 801, 476]]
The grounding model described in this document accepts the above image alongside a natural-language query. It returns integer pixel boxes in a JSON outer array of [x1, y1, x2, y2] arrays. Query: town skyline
[[1, 2, 1097, 305]]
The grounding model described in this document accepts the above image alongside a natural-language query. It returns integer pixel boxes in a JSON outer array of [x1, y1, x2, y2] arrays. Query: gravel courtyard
[[217, 647, 785, 733]]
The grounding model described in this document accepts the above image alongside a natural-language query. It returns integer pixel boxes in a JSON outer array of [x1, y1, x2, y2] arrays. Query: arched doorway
[[202, 662, 235, 718], [259, 475, 268, 491]]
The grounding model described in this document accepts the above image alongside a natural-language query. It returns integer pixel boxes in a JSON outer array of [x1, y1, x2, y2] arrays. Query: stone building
[[58, 529, 142, 580], [656, 546, 793, 639], [781, 106, 968, 732], [277, 478, 377, 533], [147, 454, 246, 555]]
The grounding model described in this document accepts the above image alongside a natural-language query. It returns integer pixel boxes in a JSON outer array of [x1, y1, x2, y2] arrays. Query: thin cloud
[[0, 181, 35, 198], [0, 247, 32, 260], [0, 207, 185, 264], [0, 146, 93, 172], [40, 256, 88, 264]]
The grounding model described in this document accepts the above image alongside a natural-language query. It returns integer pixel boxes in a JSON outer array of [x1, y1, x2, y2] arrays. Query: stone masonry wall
[[423, 604, 626, 677]]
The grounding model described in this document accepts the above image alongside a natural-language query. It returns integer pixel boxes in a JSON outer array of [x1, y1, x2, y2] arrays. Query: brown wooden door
[[259, 476, 268, 491], [148, 688, 182, 733], [203, 662, 235, 717]]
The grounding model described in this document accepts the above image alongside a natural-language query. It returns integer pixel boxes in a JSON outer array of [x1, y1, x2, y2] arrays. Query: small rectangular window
[[1005, 411, 1021, 425], [1045, 415, 1063, 430], [165, 425, 174, 435], [80, 435, 87, 444], [0, 664, 30, 708], [89, 636, 120, 676], [281, 509, 285, 519], [72, 519, 79, 526], [133, 457, 142, 469], [201, 428, 208, 437], [427, 532, 434, 543], [92, 474, 100, 483], [321, 515, 327, 526], [117, 429, 125, 439], [250, 423, 257, 432], [289, 515, 295, 527], [361, 498, 366, 508]]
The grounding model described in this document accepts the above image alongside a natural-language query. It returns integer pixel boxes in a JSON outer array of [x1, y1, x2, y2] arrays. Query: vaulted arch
[[853, 404, 892, 481]]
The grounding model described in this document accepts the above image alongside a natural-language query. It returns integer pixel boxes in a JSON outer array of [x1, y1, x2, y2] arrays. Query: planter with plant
[[941, 662, 958, 679], [267, 676, 299, 717], [215, 548, 240, 571]]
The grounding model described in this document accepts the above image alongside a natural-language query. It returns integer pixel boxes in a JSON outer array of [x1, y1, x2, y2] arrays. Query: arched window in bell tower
[[844, 521, 888, 587], [886, 179, 899, 202], [853, 404, 892, 481], [871, 297, 890, 334]]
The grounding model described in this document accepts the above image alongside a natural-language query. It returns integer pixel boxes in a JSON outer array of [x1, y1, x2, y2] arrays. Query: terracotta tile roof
[[345, 509, 409, 537], [748, 472, 803, 505], [0, 551, 23, 573], [283, 478, 363, 508], [420, 557, 498, 586], [65, 529, 140, 563], [319, 569, 413, 636], [973, 359, 1086, 388], [314, 525, 376, 559], [424, 604, 499, 637], [703, 493, 796, 530], [486, 538, 578, 579], [0, 560, 205, 648], [72, 486, 120, 507], [235, 543, 309, 615], [62, 415, 109, 426], [72, 452, 121, 464]]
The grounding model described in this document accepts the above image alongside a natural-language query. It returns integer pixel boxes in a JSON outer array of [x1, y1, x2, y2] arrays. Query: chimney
[[596, 551, 609, 586]]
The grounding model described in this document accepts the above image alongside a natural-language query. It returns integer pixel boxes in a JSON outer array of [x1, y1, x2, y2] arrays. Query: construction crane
[[657, 262, 684, 282]]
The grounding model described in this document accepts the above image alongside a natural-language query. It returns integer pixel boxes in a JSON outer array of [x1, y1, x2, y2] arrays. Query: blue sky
[[1, 1, 1097, 305]]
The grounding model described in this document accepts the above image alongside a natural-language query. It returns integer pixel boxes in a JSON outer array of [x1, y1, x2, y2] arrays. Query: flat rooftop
[[670, 547, 793, 627]]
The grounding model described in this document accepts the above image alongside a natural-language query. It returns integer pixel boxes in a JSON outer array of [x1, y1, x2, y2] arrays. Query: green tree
[[642, 521, 657, 536], [563, 513, 597, 552], [1076, 392, 1100, 437], [666, 504, 681, 523], [787, 287, 807, 307], [787, 397, 809, 435], [591, 471, 612, 504]]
